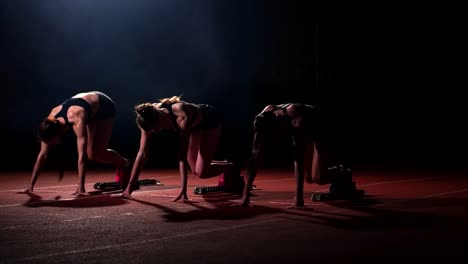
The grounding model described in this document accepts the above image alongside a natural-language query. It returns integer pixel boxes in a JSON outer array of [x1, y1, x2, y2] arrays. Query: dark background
[[1, 1, 464, 172]]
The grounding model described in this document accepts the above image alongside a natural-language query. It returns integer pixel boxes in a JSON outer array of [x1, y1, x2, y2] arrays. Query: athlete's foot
[[72, 187, 87, 196], [113, 192, 134, 199], [287, 197, 306, 209], [72, 191, 88, 196], [20, 187, 34, 194], [239, 200, 253, 207], [173, 197, 191, 203], [172, 197, 190, 203], [172, 192, 189, 202], [287, 203, 307, 209], [239, 194, 253, 207]]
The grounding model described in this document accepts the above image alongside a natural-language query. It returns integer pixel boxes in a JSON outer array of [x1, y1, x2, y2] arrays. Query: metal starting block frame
[[311, 189, 367, 201], [193, 175, 249, 195], [93, 179, 161, 191]]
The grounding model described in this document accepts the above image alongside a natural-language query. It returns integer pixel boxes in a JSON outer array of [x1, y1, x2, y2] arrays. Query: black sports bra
[[159, 102, 200, 132], [54, 98, 92, 126]]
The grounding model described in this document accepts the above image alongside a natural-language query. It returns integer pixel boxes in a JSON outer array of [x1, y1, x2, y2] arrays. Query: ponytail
[[159, 95, 182, 105]]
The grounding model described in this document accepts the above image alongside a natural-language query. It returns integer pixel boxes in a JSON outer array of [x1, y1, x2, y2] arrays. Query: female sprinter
[[118, 96, 237, 201], [23, 91, 131, 195], [240, 103, 352, 209]]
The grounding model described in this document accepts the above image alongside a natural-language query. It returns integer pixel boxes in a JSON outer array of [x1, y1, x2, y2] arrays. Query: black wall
[[1, 1, 463, 172]]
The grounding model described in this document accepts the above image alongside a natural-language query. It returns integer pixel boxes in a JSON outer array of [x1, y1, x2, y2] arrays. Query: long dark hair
[[38, 117, 66, 181], [38, 117, 62, 142], [253, 111, 276, 135], [135, 103, 158, 131]]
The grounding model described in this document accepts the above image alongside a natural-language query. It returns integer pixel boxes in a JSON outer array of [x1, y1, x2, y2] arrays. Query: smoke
[[1, 0, 261, 168], [3, 0, 260, 123]]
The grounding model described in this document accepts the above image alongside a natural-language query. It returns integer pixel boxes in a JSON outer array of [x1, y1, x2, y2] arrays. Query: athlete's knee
[[86, 149, 95, 161], [187, 158, 197, 171]]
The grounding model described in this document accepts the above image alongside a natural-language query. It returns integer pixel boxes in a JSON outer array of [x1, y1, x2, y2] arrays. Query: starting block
[[193, 163, 257, 195], [311, 189, 366, 201], [310, 165, 366, 202], [93, 179, 161, 191], [193, 174, 247, 195], [194, 185, 224, 195]]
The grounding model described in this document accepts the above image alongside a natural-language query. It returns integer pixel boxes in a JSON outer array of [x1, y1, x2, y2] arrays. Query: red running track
[[0, 168, 467, 263]]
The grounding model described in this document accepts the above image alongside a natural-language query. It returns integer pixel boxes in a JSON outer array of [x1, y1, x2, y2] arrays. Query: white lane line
[[0, 176, 176, 193], [357, 176, 442, 187], [90, 215, 104, 219], [322, 187, 468, 212], [313, 176, 444, 193], [0, 203, 22, 208], [416, 188, 468, 199], [149, 194, 177, 198], [0, 183, 97, 193], [0, 187, 182, 208], [63, 218, 86, 222], [63, 215, 104, 222], [0, 195, 116, 208], [255, 178, 294, 183], [0, 175, 451, 208], [0, 175, 440, 194], [23, 183, 463, 262], [20, 218, 283, 261], [7, 187, 466, 228], [267, 201, 323, 206]]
